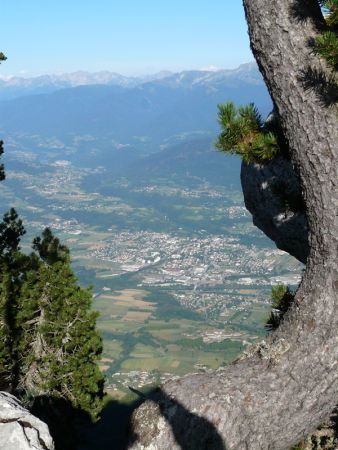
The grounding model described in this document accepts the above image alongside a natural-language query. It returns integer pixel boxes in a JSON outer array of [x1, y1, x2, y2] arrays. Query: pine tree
[[0, 55, 104, 446], [15, 229, 105, 419], [0, 208, 26, 256], [0, 218, 105, 418], [32, 227, 69, 265], [0, 208, 27, 389]]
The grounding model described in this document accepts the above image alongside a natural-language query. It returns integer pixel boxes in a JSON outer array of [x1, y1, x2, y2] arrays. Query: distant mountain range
[[0, 63, 271, 146], [0, 63, 261, 100], [0, 70, 174, 100]]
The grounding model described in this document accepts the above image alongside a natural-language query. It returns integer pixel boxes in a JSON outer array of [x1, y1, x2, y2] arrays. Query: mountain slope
[[121, 138, 241, 186], [0, 64, 271, 142]]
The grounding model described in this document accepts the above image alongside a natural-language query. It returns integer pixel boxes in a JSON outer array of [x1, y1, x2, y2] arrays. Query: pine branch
[[216, 102, 280, 163]]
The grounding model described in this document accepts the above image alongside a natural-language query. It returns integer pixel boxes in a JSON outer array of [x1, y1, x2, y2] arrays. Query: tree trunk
[[128, 1, 338, 449]]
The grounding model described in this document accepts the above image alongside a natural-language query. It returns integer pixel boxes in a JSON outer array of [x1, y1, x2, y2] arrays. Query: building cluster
[[89, 231, 302, 290]]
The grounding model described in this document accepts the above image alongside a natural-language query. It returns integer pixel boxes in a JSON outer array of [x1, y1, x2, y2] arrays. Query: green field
[[93, 287, 252, 394]]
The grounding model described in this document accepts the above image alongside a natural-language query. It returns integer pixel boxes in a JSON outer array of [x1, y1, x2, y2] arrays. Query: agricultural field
[[93, 288, 250, 397], [0, 144, 303, 401]]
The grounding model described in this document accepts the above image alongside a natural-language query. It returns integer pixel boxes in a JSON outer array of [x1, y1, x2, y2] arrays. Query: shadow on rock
[[31, 387, 226, 450], [30, 395, 92, 450], [128, 387, 226, 450], [77, 394, 145, 450]]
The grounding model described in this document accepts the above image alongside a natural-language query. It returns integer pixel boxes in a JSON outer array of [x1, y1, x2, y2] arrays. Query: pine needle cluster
[[215, 102, 280, 163], [317, 0, 338, 71], [266, 285, 295, 331]]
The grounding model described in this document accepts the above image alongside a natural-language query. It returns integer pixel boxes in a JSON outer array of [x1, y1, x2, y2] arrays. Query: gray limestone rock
[[0, 392, 54, 450], [241, 156, 309, 264]]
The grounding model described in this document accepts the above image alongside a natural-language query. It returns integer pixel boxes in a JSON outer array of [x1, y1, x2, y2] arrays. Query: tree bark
[[128, 1, 338, 449]]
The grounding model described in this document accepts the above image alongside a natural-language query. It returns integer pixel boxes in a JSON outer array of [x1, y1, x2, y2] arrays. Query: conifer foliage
[[0, 220, 105, 418], [216, 101, 280, 163], [0, 145, 104, 419], [216, 0, 338, 163], [0, 208, 27, 390], [21, 228, 104, 418], [317, 0, 338, 71], [265, 285, 295, 331]]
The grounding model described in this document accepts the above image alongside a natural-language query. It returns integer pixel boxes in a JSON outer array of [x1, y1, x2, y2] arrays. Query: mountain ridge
[[0, 62, 258, 100], [0, 62, 271, 143]]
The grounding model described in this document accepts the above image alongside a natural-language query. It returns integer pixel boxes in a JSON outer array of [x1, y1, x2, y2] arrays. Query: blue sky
[[1, 1, 253, 77]]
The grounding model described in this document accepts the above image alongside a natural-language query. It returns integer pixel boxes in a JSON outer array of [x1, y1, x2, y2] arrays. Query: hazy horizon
[[0, 61, 256, 80], [1, 1, 252, 78]]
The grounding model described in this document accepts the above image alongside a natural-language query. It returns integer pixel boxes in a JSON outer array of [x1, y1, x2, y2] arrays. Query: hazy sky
[[1, 1, 253, 77]]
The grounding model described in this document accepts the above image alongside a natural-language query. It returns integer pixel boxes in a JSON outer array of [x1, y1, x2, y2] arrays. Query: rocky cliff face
[[0, 392, 54, 450], [241, 156, 309, 264]]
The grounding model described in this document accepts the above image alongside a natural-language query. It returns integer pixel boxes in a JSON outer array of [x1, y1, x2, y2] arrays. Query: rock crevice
[[0, 392, 54, 450]]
